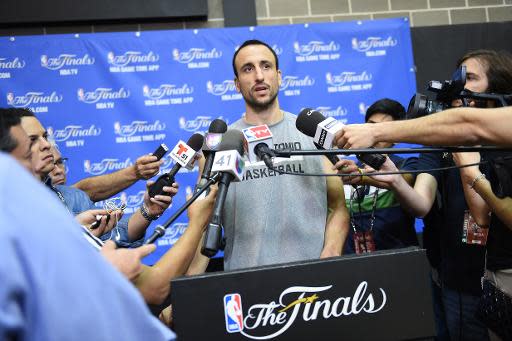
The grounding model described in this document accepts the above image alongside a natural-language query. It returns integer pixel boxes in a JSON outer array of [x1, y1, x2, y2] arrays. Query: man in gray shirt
[[194, 39, 349, 271]]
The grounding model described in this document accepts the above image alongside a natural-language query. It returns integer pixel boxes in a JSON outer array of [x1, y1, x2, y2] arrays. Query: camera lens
[[406, 93, 428, 119]]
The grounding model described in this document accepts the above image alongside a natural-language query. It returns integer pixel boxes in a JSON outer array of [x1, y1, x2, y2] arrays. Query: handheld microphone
[[149, 133, 204, 198], [296, 108, 385, 170], [197, 119, 227, 190], [242, 124, 274, 168], [201, 129, 245, 257]]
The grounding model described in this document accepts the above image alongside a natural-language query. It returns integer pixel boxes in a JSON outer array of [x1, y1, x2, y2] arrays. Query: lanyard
[[349, 185, 379, 233]]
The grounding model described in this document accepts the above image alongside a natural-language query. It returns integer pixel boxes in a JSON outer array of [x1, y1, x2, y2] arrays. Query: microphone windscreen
[[187, 133, 205, 151], [296, 108, 326, 137], [208, 118, 228, 134], [219, 129, 245, 155]]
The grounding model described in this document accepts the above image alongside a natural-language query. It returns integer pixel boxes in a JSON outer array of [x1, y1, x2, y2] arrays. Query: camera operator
[[337, 50, 512, 341], [362, 50, 511, 340]]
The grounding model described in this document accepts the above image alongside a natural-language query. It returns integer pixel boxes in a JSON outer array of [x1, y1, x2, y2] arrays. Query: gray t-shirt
[[223, 111, 328, 270]]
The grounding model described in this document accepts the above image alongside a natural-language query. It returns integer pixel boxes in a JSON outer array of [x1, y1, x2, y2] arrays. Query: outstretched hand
[[334, 124, 377, 150], [100, 240, 156, 281]]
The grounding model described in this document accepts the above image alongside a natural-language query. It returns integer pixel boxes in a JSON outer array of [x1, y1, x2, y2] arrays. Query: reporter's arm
[[124, 182, 178, 242], [359, 156, 433, 218], [337, 107, 512, 149], [389, 173, 437, 218], [453, 152, 491, 227], [74, 155, 162, 202], [321, 157, 350, 258], [185, 154, 212, 275], [470, 174, 512, 230], [133, 187, 217, 305], [185, 233, 210, 275]]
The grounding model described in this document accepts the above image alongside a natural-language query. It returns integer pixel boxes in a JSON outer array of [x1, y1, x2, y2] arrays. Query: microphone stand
[[201, 172, 233, 258], [273, 146, 512, 158], [144, 172, 220, 244]]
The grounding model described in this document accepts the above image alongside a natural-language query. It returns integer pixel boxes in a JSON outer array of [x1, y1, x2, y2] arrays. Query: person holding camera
[[335, 49, 512, 341], [352, 50, 512, 340]]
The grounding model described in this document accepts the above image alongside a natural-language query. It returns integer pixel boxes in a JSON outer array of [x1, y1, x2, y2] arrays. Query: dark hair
[[365, 98, 405, 122], [232, 39, 279, 78], [0, 108, 23, 152], [457, 49, 512, 94], [16, 107, 35, 118]]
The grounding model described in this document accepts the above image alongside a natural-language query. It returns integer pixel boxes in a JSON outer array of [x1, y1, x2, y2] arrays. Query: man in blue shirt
[[2, 107, 219, 308], [12, 107, 177, 247], [0, 152, 176, 340]]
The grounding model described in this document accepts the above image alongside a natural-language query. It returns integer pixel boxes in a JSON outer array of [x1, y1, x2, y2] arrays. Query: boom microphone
[[201, 129, 245, 257], [149, 133, 204, 198], [296, 108, 385, 170]]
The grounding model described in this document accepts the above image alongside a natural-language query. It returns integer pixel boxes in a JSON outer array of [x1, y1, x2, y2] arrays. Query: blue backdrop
[[0, 18, 416, 264]]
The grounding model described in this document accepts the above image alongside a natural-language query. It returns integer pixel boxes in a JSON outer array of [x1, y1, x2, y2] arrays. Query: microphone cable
[[262, 157, 512, 178]]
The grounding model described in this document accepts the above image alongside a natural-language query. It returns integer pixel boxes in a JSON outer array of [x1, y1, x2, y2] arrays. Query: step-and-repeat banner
[[0, 18, 416, 264]]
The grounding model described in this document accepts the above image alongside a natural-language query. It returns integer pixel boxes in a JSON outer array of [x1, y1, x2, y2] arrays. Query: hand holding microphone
[[149, 133, 204, 198], [296, 108, 385, 170], [143, 180, 179, 221], [333, 123, 379, 151]]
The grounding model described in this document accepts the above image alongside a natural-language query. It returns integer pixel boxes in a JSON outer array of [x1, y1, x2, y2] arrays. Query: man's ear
[[277, 69, 282, 87], [234, 77, 241, 93]]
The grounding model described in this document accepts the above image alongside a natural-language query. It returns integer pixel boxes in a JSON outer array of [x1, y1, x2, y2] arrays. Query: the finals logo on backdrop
[[172, 47, 222, 69], [114, 120, 166, 144], [77, 87, 130, 109], [0, 56, 26, 79], [6, 90, 63, 113], [351, 36, 398, 57], [280, 75, 315, 97], [293, 40, 340, 62], [84, 158, 132, 176], [314, 106, 349, 122], [40, 53, 95, 76], [325, 71, 373, 93], [107, 51, 160, 73], [178, 115, 228, 134], [47, 124, 102, 148], [206, 80, 242, 101], [142, 83, 194, 106]]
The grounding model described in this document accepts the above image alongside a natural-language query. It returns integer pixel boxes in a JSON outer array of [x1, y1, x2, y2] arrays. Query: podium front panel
[[171, 247, 435, 340]]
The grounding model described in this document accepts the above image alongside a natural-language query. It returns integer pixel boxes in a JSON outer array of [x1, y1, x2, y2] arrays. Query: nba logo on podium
[[223, 293, 244, 333]]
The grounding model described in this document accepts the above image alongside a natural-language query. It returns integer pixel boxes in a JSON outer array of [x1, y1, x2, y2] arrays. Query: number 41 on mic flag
[[211, 150, 245, 182]]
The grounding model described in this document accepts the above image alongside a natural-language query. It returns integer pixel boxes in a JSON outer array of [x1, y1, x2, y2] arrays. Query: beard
[[242, 88, 279, 112]]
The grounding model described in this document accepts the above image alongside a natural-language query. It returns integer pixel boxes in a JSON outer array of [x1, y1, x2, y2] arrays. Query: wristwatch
[[140, 203, 160, 221]]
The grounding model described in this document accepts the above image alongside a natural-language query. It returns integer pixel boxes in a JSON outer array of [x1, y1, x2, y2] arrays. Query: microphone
[[201, 129, 245, 257], [242, 124, 274, 168], [197, 119, 227, 190], [149, 133, 204, 198], [144, 172, 221, 244], [296, 108, 385, 170]]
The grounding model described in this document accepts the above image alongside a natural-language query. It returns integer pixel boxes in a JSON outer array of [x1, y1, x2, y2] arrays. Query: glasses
[[54, 157, 68, 167]]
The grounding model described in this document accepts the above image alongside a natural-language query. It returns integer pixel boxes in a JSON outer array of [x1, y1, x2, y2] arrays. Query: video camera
[[407, 65, 512, 119]]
